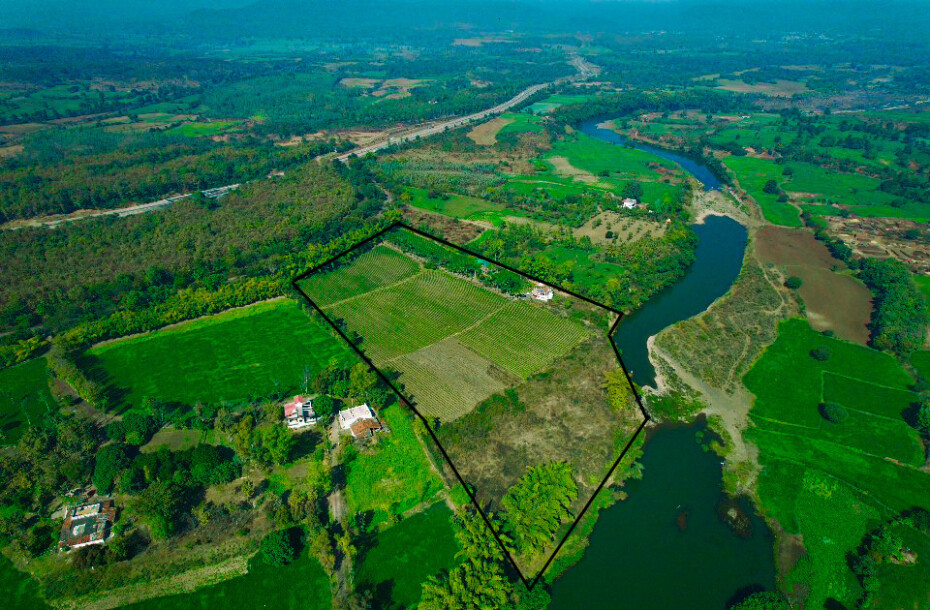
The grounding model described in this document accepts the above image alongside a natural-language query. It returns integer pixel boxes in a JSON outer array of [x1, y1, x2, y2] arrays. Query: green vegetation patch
[[401, 187, 530, 226], [911, 350, 930, 379], [0, 358, 57, 444], [545, 133, 676, 178], [86, 300, 355, 409], [498, 112, 545, 134], [745, 318, 930, 608], [0, 557, 48, 610], [343, 404, 445, 521], [356, 503, 460, 609], [124, 549, 331, 609], [723, 156, 801, 227]]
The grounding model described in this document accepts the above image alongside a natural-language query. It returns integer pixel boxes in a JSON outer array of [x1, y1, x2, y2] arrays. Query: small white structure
[[622, 198, 639, 210], [531, 284, 554, 302], [338, 403, 383, 439], [284, 395, 318, 429]]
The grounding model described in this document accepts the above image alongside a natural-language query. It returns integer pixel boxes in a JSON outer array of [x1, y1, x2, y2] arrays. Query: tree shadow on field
[[75, 351, 131, 412]]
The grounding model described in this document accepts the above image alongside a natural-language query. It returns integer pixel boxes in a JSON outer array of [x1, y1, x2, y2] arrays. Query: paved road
[[334, 81, 552, 162], [5, 183, 240, 230]]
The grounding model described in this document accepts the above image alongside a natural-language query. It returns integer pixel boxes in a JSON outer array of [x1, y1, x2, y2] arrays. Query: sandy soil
[[466, 116, 515, 145], [548, 155, 599, 183]]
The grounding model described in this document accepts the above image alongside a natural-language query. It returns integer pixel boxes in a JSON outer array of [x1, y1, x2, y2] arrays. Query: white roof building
[[531, 284, 554, 302], [622, 198, 639, 209], [338, 403, 376, 430]]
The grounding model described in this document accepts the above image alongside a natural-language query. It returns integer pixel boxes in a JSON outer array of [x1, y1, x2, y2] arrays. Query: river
[[548, 120, 774, 608]]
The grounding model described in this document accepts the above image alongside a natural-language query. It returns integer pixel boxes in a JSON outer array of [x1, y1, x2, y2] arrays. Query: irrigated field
[[85, 299, 355, 409], [300, 245, 420, 307]]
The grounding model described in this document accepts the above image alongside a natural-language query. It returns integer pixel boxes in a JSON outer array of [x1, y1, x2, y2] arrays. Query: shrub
[[810, 346, 831, 361], [819, 402, 849, 424], [763, 179, 779, 194], [784, 276, 803, 289], [260, 530, 297, 566], [92, 444, 131, 493]]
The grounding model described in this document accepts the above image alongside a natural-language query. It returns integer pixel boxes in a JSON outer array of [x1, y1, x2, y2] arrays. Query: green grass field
[[355, 503, 459, 609], [164, 121, 241, 137], [545, 133, 678, 179], [0, 358, 57, 444], [85, 299, 355, 409], [401, 187, 531, 226], [344, 404, 445, 522], [525, 94, 589, 115], [723, 156, 801, 227], [326, 270, 505, 361], [498, 112, 545, 134], [744, 318, 930, 608], [125, 549, 331, 609], [911, 350, 930, 379]]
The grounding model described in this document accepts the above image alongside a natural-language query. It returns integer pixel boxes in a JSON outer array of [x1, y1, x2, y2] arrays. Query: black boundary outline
[[291, 221, 650, 590]]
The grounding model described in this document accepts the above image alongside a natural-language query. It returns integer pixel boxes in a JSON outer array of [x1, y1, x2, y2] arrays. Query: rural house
[[530, 283, 554, 302], [59, 500, 116, 551], [283, 395, 318, 429], [338, 403, 383, 439], [622, 198, 640, 209]]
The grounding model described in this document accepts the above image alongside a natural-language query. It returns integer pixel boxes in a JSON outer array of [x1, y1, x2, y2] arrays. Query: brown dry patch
[[756, 226, 872, 344], [716, 79, 809, 97], [141, 428, 204, 453], [547, 156, 599, 183], [400, 206, 485, 244], [0, 122, 44, 136], [466, 117, 515, 146], [0, 144, 22, 159], [575, 211, 666, 245], [340, 77, 379, 89]]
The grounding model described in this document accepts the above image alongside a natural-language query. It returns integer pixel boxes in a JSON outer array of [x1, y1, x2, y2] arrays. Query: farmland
[[0, 358, 57, 444], [84, 299, 355, 409], [744, 318, 930, 608], [306, 241, 593, 420]]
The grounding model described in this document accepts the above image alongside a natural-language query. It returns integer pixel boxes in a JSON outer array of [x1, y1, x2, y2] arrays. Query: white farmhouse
[[622, 198, 639, 210], [530, 283, 554, 302], [338, 403, 383, 439]]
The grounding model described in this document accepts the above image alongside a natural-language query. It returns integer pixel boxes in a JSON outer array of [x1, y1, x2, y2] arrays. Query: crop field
[[525, 94, 590, 114], [300, 245, 420, 307], [0, 358, 57, 444], [355, 503, 460, 609], [343, 404, 445, 522], [457, 301, 590, 378], [325, 270, 506, 361], [498, 112, 545, 135], [85, 299, 355, 409], [391, 338, 516, 421], [545, 133, 679, 179], [744, 318, 930, 607]]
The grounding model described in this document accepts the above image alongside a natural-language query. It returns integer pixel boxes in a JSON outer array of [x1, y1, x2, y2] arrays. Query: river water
[[548, 120, 775, 608]]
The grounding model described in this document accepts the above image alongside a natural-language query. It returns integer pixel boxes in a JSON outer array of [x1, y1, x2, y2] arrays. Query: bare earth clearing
[[755, 225, 872, 344]]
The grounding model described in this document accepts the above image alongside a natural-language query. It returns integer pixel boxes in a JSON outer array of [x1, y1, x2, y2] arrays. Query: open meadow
[[84, 299, 355, 410], [744, 318, 929, 608], [355, 503, 460, 609], [0, 358, 57, 444]]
